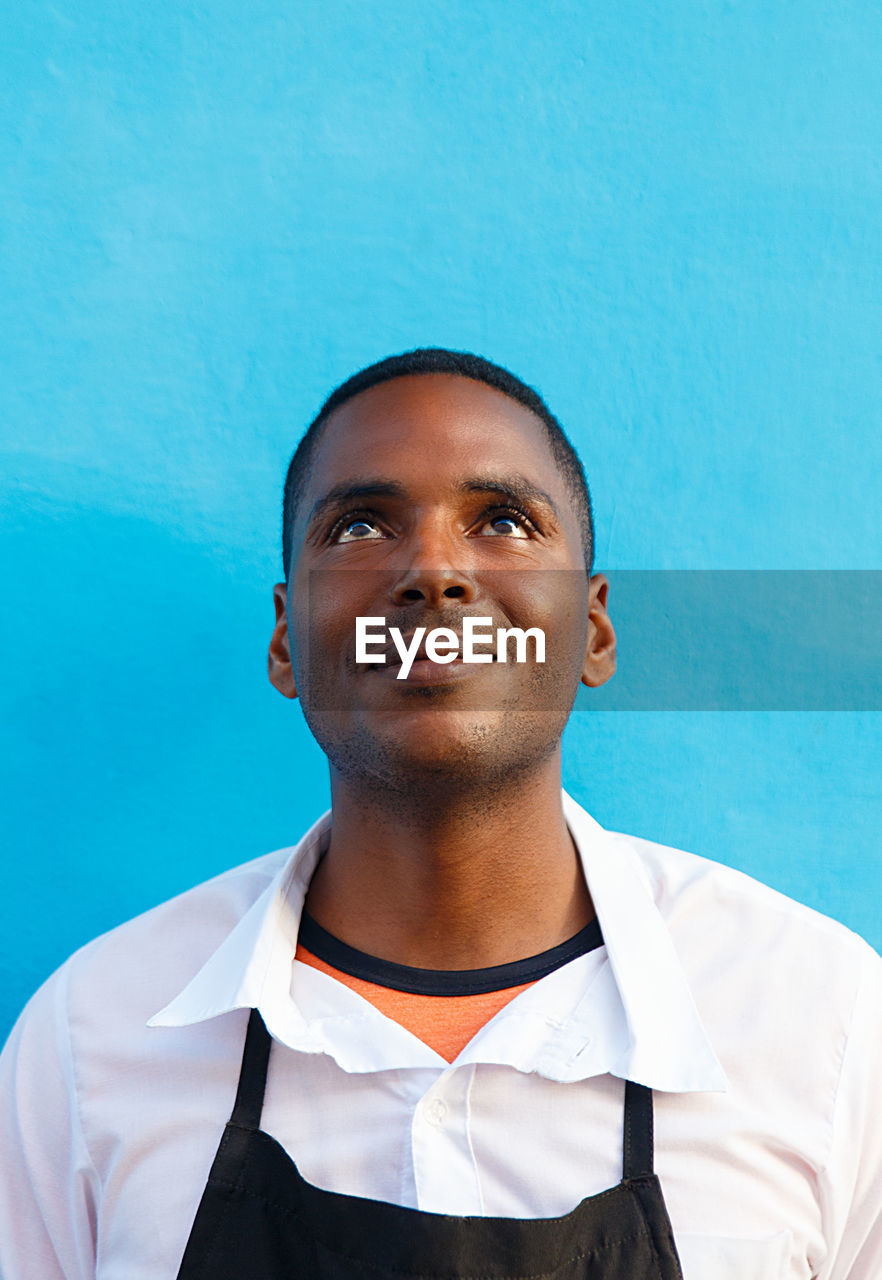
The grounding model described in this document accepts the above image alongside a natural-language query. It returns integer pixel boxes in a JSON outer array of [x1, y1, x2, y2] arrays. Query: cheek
[[287, 570, 379, 685], [505, 573, 589, 665]]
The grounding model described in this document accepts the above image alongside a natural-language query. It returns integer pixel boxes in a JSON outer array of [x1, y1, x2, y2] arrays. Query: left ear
[[581, 573, 616, 688], [268, 582, 298, 700]]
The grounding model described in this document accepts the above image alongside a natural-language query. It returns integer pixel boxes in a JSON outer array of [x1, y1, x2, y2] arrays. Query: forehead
[[302, 373, 567, 503]]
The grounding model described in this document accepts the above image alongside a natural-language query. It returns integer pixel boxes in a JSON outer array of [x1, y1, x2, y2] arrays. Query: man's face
[[269, 374, 614, 795]]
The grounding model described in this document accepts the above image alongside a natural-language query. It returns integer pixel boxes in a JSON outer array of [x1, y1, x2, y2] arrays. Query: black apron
[[176, 1009, 684, 1279]]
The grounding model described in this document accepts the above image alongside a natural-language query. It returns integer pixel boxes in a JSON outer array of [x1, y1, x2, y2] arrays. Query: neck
[[302, 752, 594, 970]]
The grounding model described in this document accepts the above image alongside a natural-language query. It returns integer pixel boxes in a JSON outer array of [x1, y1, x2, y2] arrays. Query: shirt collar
[[149, 793, 728, 1094], [560, 792, 727, 1092]]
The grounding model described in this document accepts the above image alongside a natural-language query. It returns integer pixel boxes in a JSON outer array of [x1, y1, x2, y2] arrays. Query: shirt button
[[424, 1098, 448, 1126]]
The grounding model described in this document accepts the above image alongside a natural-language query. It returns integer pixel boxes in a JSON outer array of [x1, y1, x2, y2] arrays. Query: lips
[[368, 638, 495, 685], [385, 641, 492, 667], [375, 633, 451, 665], [375, 641, 498, 671], [381, 637, 434, 666]]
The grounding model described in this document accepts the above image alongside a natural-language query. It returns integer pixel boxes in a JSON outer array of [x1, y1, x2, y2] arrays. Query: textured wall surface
[[3, 0, 881, 1038]]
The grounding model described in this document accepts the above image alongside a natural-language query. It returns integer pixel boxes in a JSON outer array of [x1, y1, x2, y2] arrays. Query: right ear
[[268, 582, 298, 699]]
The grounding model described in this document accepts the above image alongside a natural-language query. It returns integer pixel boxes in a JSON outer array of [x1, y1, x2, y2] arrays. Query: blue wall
[[3, 1, 881, 1039]]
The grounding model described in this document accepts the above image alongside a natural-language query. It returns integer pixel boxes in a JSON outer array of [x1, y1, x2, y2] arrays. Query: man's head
[[282, 349, 595, 582], [269, 350, 615, 801]]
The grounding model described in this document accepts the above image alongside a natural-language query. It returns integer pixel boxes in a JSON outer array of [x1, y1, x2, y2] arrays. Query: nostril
[[401, 588, 424, 602], [443, 586, 465, 598]]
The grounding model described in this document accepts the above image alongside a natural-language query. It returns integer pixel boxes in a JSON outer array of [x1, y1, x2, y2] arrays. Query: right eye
[[332, 515, 386, 543]]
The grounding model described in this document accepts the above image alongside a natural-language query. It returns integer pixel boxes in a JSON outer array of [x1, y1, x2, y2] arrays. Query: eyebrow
[[306, 480, 409, 528], [305, 474, 562, 528], [458, 476, 561, 521]]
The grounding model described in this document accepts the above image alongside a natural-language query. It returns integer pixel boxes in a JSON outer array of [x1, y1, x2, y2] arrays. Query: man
[[1, 348, 881, 1279]]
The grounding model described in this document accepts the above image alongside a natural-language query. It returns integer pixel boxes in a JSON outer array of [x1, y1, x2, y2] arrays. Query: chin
[[323, 712, 565, 796]]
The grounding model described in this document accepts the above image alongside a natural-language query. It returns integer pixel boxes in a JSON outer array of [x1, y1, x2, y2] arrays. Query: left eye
[[477, 513, 530, 538], [335, 518, 385, 543]]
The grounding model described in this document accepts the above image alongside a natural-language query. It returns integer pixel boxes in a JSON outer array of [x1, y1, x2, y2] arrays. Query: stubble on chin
[[313, 707, 567, 816]]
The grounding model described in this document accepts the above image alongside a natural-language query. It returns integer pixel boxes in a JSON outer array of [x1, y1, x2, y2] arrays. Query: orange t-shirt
[[295, 942, 536, 1063]]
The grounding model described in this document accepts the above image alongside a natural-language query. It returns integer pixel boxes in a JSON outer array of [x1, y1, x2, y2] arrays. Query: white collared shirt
[[1, 793, 881, 1280]]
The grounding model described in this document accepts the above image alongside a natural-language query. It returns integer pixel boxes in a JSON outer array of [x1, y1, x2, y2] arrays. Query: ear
[[268, 582, 298, 700], [581, 573, 616, 688]]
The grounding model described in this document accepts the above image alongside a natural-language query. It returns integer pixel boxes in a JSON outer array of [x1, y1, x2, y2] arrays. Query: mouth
[[371, 652, 497, 686], [358, 618, 509, 686]]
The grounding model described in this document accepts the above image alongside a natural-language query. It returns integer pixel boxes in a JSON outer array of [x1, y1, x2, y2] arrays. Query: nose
[[390, 565, 478, 607], [389, 518, 479, 608]]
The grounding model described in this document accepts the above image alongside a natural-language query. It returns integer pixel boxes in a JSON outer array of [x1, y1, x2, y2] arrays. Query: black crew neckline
[[296, 911, 604, 997]]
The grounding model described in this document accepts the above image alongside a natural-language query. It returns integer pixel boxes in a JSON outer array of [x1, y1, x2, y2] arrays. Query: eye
[[475, 508, 534, 539], [332, 514, 386, 543]]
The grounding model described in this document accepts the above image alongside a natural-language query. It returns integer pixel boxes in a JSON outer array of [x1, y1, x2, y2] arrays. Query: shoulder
[[10, 845, 295, 1049], [0, 847, 300, 1277], [610, 826, 882, 1094], [600, 831, 882, 1274], [613, 830, 882, 1186], [609, 825, 876, 966]]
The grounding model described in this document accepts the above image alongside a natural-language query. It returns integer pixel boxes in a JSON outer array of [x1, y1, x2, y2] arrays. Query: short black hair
[[282, 348, 594, 578]]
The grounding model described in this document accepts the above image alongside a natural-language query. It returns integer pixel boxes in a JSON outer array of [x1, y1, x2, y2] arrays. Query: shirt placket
[[411, 1062, 483, 1215]]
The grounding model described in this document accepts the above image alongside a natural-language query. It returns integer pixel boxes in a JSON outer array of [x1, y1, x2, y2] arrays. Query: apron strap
[[622, 1081, 654, 1179], [230, 1009, 272, 1130]]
